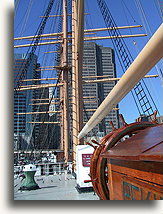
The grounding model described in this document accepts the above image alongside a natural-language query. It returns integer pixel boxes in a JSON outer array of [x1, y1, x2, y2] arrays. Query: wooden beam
[[83, 96, 97, 99], [25, 33, 147, 42], [44, 51, 59, 54], [14, 40, 62, 48], [15, 83, 63, 91], [22, 78, 58, 82], [35, 65, 66, 71], [84, 25, 143, 33], [14, 32, 62, 40], [32, 96, 96, 101], [17, 74, 158, 91], [83, 77, 120, 84], [84, 109, 97, 111], [83, 75, 112, 79], [22, 74, 158, 83], [17, 111, 61, 115], [31, 98, 60, 101], [84, 108, 119, 111], [39, 66, 61, 69], [60, 0, 70, 160], [84, 34, 147, 41], [31, 97, 96, 102], [83, 74, 159, 84], [35, 68, 57, 71], [14, 25, 142, 40], [29, 33, 95, 42], [20, 83, 62, 88], [29, 100, 98, 105], [27, 122, 60, 124], [77, 0, 84, 141], [27, 37, 60, 41], [82, 74, 159, 79], [14, 34, 147, 48], [29, 102, 60, 106], [84, 33, 96, 35], [71, 0, 85, 170], [83, 100, 97, 103]]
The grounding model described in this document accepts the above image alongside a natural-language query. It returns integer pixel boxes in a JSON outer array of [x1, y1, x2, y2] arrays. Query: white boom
[[78, 24, 163, 139]]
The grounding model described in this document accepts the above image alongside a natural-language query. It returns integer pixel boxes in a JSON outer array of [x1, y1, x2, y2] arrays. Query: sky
[[14, 0, 163, 123], [0, 0, 163, 211], [1, 1, 163, 212]]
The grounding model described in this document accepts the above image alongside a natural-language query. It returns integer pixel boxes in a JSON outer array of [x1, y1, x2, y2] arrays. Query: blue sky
[[14, 0, 163, 123]]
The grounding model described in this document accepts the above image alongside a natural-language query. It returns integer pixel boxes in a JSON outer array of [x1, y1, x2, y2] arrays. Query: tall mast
[[60, 0, 69, 163], [72, 0, 84, 170]]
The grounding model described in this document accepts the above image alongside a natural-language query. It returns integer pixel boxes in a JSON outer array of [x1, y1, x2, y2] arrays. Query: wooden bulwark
[[102, 124, 163, 200]]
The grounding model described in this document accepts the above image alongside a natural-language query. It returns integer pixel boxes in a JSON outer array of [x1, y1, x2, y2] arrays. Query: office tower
[[14, 53, 38, 149], [56, 42, 119, 146], [82, 42, 119, 137], [14, 53, 49, 150]]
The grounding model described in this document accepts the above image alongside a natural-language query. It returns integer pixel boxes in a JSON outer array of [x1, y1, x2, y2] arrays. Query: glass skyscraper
[[14, 53, 42, 150], [56, 42, 120, 146], [82, 42, 119, 137]]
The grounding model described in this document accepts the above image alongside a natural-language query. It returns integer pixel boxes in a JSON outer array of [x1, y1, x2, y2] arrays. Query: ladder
[[97, 0, 159, 117]]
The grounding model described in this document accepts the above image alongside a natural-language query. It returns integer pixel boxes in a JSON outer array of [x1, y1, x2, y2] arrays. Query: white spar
[[78, 23, 163, 139]]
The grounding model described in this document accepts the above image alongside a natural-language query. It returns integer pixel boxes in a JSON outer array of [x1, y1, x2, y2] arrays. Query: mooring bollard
[[19, 164, 40, 191]]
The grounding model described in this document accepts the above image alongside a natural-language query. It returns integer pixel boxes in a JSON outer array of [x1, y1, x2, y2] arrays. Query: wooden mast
[[60, 0, 69, 163], [72, 0, 84, 171]]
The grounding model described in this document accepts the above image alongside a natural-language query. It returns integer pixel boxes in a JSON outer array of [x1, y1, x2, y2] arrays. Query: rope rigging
[[14, 0, 162, 165], [97, 0, 159, 118], [134, 0, 163, 82], [24, 0, 64, 159], [121, 0, 162, 116], [14, 0, 55, 92], [14, 0, 64, 160]]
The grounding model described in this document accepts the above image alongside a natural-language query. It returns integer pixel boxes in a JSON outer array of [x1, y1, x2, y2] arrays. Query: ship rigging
[[14, 0, 163, 175]]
